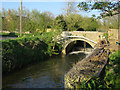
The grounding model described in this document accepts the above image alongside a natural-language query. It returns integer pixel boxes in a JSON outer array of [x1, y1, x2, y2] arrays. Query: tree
[[55, 15, 67, 31], [65, 13, 82, 31], [0, 11, 2, 31], [40, 12, 54, 32], [76, 16, 99, 31], [65, 13, 99, 31], [2, 9, 18, 32], [30, 10, 54, 32], [2, 8, 7, 31], [63, 0, 78, 17], [78, 2, 119, 18], [97, 15, 118, 30], [2, 8, 30, 32], [9, 9, 19, 32], [24, 19, 37, 33], [43, 11, 54, 28]]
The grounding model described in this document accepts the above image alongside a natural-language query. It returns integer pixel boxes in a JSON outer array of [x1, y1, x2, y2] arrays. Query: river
[[0, 36, 17, 40], [3, 53, 87, 88]]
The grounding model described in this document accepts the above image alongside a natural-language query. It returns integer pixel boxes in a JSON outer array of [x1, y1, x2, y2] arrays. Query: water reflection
[[3, 53, 87, 88]]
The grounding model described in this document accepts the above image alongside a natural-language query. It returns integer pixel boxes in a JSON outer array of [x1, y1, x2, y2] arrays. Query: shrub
[[103, 32, 108, 40], [2, 32, 62, 73]]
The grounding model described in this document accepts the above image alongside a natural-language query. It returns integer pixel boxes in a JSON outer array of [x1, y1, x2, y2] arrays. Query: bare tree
[[63, 0, 78, 17]]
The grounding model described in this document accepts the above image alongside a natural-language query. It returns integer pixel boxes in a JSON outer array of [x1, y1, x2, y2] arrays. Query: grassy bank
[[77, 50, 120, 89], [2, 31, 62, 73]]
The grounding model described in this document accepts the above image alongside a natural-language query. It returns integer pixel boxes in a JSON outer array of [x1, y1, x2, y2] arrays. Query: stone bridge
[[60, 31, 104, 54]]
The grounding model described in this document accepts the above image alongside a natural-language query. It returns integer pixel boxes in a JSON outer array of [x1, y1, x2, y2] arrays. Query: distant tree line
[[1, 4, 119, 33]]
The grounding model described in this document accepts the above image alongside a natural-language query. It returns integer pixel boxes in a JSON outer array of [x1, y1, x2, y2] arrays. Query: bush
[[2, 37, 46, 73], [2, 32, 62, 73], [9, 32, 18, 37], [103, 33, 108, 40]]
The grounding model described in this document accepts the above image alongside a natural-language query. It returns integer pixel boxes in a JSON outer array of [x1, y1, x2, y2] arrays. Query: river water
[[0, 36, 17, 40], [3, 53, 87, 88]]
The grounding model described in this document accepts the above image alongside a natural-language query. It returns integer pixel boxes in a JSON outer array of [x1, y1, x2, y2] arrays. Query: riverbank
[[65, 46, 110, 88], [2, 32, 62, 74], [65, 42, 120, 89], [77, 50, 120, 89]]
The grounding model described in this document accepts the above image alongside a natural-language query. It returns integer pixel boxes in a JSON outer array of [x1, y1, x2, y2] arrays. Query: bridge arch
[[62, 38, 97, 54]]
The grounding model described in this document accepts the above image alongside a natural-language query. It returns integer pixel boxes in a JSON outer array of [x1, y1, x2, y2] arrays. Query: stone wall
[[108, 29, 119, 44], [64, 46, 110, 88]]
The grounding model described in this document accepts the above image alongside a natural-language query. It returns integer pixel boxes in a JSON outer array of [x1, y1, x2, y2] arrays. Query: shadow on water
[[2, 52, 87, 88]]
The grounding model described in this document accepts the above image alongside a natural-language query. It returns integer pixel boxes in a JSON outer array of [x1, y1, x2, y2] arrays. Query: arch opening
[[66, 40, 93, 54]]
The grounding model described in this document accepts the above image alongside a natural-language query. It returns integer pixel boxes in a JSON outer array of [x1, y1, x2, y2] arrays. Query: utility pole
[[20, 0, 22, 37]]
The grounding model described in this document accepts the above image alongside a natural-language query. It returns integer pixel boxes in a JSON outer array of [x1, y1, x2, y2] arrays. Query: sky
[[1, 1, 102, 18]]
